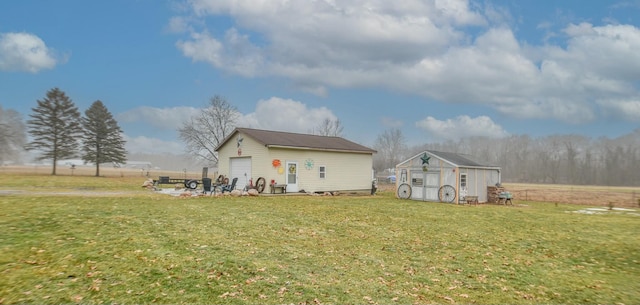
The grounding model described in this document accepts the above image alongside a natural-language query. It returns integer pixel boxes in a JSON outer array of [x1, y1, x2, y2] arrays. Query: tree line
[[1, 88, 127, 176], [373, 128, 640, 187]]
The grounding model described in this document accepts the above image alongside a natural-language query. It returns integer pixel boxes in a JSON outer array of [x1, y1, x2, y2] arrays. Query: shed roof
[[216, 127, 376, 154], [397, 150, 500, 169]]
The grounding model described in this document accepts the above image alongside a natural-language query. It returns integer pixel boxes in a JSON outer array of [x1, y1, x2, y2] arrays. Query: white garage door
[[230, 157, 252, 191]]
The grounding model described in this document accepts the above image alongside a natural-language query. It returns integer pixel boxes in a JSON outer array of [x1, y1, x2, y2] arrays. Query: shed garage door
[[230, 157, 251, 191]]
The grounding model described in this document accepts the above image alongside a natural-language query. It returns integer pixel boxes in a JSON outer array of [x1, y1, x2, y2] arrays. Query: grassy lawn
[[0, 175, 639, 304]]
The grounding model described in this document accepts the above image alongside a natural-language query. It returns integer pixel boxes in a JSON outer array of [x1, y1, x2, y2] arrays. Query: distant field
[[0, 165, 205, 180], [1, 173, 639, 304], [504, 183, 639, 208]]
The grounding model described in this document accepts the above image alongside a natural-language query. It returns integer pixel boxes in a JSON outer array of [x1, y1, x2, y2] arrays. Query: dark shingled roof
[[216, 127, 376, 153], [428, 150, 498, 168]]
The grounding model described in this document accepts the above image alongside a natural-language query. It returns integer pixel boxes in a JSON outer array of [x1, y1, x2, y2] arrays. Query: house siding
[[265, 148, 372, 192], [216, 129, 374, 193]]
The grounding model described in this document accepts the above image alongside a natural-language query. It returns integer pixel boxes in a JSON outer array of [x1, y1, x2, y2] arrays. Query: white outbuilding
[[215, 128, 376, 194], [395, 150, 501, 203]]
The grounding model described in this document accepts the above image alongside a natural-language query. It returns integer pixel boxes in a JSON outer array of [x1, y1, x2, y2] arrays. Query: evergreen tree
[[25, 88, 82, 175], [81, 100, 127, 176]]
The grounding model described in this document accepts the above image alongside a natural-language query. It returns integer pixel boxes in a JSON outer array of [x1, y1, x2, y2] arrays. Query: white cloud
[[176, 0, 473, 77], [415, 115, 508, 141], [117, 106, 200, 130], [176, 31, 224, 67], [124, 134, 186, 154], [113, 97, 340, 159], [166, 16, 192, 33], [173, 1, 640, 125], [240, 97, 337, 133], [176, 28, 263, 77], [117, 99, 338, 144], [0, 32, 59, 73], [598, 98, 640, 121]]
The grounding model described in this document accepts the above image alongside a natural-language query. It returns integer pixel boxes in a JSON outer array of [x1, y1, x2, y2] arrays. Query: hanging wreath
[[272, 159, 281, 168]]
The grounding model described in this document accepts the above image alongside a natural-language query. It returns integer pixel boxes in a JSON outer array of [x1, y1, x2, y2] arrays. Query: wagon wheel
[[186, 180, 199, 190], [438, 185, 456, 203], [397, 183, 411, 199], [255, 177, 266, 193]]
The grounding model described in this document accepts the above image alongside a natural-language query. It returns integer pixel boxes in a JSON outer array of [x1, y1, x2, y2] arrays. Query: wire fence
[[505, 184, 640, 208]]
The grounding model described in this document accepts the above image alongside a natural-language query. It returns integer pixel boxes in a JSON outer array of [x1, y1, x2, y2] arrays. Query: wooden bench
[[270, 183, 287, 194], [464, 195, 479, 205]]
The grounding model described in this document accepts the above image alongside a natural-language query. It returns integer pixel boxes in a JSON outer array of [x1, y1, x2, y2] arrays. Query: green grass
[[1, 176, 639, 304], [0, 173, 146, 192]]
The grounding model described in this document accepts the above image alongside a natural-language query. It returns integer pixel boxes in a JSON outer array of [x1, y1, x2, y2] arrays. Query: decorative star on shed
[[421, 153, 430, 165]]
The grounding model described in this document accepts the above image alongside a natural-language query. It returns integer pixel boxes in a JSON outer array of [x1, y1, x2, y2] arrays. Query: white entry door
[[286, 161, 298, 192], [230, 157, 251, 191]]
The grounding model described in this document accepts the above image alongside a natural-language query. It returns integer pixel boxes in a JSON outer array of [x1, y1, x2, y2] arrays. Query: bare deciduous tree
[[373, 128, 407, 173], [0, 106, 27, 164], [405, 129, 640, 186], [178, 95, 239, 164], [313, 118, 344, 137]]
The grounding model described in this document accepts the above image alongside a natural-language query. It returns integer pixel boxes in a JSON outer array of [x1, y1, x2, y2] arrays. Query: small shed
[[395, 150, 501, 203], [215, 127, 376, 193]]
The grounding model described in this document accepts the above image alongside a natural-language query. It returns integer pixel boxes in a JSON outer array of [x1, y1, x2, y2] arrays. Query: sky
[[1, 0, 639, 156]]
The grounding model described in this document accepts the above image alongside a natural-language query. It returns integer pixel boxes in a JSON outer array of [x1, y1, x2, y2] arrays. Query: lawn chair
[[221, 177, 238, 193]]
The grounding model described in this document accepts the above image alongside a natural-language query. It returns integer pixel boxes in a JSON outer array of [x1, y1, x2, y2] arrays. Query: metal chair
[[221, 177, 238, 193]]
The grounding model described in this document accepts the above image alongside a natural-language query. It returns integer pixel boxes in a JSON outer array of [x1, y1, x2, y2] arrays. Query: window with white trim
[[319, 165, 326, 179]]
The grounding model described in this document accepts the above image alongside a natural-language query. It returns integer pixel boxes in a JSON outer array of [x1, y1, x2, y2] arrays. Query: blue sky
[[1, 0, 639, 155]]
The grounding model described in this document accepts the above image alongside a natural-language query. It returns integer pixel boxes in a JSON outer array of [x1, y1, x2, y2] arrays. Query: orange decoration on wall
[[272, 159, 281, 168]]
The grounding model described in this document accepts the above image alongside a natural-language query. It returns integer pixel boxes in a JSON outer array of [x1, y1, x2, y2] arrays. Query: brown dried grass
[[0, 165, 203, 179], [502, 183, 639, 208]]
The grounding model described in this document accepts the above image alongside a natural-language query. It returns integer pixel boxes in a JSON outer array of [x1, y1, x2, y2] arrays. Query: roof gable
[[397, 150, 499, 169], [216, 127, 376, 153]]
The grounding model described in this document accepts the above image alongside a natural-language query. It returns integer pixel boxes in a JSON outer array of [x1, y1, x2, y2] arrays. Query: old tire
[[186, 180, 199, 190], [255, 177, 266, 193]]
